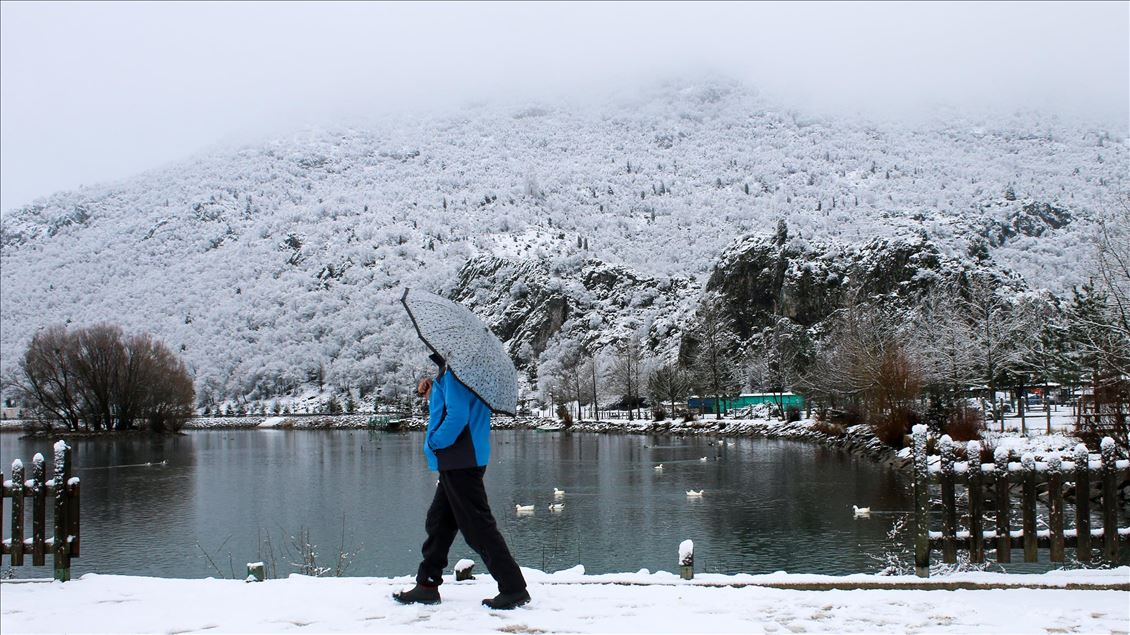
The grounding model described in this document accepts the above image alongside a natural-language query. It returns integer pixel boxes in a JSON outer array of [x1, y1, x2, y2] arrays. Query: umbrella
[[401, 288, 518, 416]]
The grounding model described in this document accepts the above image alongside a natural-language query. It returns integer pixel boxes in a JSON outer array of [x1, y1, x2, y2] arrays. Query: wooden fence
[[911, 425, 1130, 577], [1, 441, 81, 581]]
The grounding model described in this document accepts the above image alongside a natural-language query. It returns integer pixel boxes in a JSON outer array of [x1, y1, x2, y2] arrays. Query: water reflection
[[3, 429, 1104, 580]]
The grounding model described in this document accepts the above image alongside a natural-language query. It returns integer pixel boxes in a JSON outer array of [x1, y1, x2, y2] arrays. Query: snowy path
[[2, 568, 1128, 634]]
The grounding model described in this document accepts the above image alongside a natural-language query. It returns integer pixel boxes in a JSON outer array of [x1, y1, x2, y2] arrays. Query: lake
[[0, 428, 1078, 580]]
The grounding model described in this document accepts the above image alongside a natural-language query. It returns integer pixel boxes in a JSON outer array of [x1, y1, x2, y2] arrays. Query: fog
[[2, 1, 1127, 213]]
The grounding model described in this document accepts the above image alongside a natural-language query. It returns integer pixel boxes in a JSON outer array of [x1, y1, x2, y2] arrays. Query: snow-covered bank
[[10, 414, 1111, 477], [2, 567, 1127, 634]]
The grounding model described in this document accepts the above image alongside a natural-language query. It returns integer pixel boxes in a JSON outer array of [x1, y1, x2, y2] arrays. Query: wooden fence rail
[[912, 425, 1129, 577], [1, 441, 81, 581]]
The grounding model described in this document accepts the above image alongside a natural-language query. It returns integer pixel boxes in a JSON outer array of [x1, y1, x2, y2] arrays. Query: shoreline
[[4, 413, 910, 471], [7, 413, 1105, 479]]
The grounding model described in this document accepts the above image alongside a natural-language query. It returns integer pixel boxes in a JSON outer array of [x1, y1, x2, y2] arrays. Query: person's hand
[[417, 377, 433, 399]]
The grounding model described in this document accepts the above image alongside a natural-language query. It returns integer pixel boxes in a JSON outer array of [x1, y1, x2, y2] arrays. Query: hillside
[[0, 79, 1124, 405]]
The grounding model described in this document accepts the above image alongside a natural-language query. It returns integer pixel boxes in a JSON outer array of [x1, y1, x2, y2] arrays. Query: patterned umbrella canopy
[[400, 288, 518, 416]]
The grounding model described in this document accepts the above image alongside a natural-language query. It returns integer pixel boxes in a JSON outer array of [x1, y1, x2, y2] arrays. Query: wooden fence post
[[246, 562, 266, 582], [69, 471, 81, 559], [1021, 453, 1038, 562], [679, 539, 694, 580], [1101, 437, 1119, 562], [53, 441, 72, 582], [912, 425, 930, 578], [31, 453, 47, 566], [939, 436, 957, 564], [1047, 454, 1065, 562], [455, 559, 475, 581], [993, 447, 1011, 563], [9, 460, 24, 566], [967, 441, 984, 563], [1074, 444, 1091, 562]]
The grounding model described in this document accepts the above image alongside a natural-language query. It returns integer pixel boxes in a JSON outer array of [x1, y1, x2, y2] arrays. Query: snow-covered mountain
[[0, 79, 1124, 405]]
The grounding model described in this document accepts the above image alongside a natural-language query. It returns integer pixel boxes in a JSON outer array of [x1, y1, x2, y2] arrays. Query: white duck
[[699, 456, 708, 462], [654, 464, 664, 471], [516, 504, 535, 513], [553, 488, 566, 499], [686, 490, 704, 497], [548, 503, 565, 512], [853, 505, 871, 517]]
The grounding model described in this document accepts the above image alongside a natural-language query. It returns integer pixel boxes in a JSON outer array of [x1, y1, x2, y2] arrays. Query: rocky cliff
[[452, 224, 1038, 375], [450, 255, 699, 373]]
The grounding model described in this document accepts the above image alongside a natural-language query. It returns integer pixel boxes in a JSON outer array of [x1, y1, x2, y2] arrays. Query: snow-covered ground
[[2, 567, 1127, 634]]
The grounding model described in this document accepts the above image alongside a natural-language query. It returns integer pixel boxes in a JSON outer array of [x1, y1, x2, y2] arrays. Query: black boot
[[393, 583, 441, 605], [482, 589, 531, 610]]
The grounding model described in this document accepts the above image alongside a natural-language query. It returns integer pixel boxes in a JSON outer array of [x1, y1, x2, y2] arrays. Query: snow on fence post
[[9, 459, 25, 566], [911, 425, 930, 578], [31, 453, 47, 566], [993, 447, 1011, 563], [1100, 437, 1119, 563], [53, 440, 72, 582], [679, 539, 694, 580], [1021, 453, 1038, 562], [1047, 454, 1065, 562], [246, 562, 266, 582], [1073, 444, 1091, 562], [966, 441, 984, 563], [2, 444, 79, 580], [938, 435, 957, 564], [455, 558, 475, 581]]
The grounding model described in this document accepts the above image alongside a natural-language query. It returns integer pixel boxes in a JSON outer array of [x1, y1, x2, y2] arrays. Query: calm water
[[0, 428, 1074, 580]]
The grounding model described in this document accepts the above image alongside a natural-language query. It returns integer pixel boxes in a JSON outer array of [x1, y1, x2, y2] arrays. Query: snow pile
[[1, 567, 1126, 634]]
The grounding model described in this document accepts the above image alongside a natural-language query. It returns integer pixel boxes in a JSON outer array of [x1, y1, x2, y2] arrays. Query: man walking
[[393, 353, 530, 610]]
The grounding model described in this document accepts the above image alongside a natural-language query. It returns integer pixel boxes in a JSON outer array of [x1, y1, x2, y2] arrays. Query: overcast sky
[[1, 1, 1127, 214]]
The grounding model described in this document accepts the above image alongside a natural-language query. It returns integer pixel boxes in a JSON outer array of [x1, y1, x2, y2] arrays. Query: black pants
[[416, 466, 526, 594]]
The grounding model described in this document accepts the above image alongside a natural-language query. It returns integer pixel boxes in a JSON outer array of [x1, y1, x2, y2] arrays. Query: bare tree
[[1068, 279, 1130, 452], [957, 276, 1038, 428], [12, 324, 194, 433], [911, 284, 982, 431], [133, 334, 195, 433], [914, 284, 980, 395], [1093, 195, 1130, 359], [647, 362, 691, 418], [607, 337, 643, 420], [803, 298, 925, 446], [70, 323, 125, 431], [537, 336, 589, 423], [686, 303, 741, 418], [1087, 195, 1130, 377], [581, 350, 608, 421], [564, 353, 587, 423], [15, 326, 83, 431], [748, 317, 807, 419]]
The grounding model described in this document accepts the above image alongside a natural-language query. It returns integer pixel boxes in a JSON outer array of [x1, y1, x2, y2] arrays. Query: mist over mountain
[[1, 79, 1124, 406]]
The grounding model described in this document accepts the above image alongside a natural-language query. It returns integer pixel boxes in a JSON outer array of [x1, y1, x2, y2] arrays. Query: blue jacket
[[424, 370, 492, 471]]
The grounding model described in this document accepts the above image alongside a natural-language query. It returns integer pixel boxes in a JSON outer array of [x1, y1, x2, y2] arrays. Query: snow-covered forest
[[1, 79, 1126, 408]]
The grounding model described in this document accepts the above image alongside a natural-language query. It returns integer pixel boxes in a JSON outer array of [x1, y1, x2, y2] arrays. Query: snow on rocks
[[0, 567, 1126, 634]]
